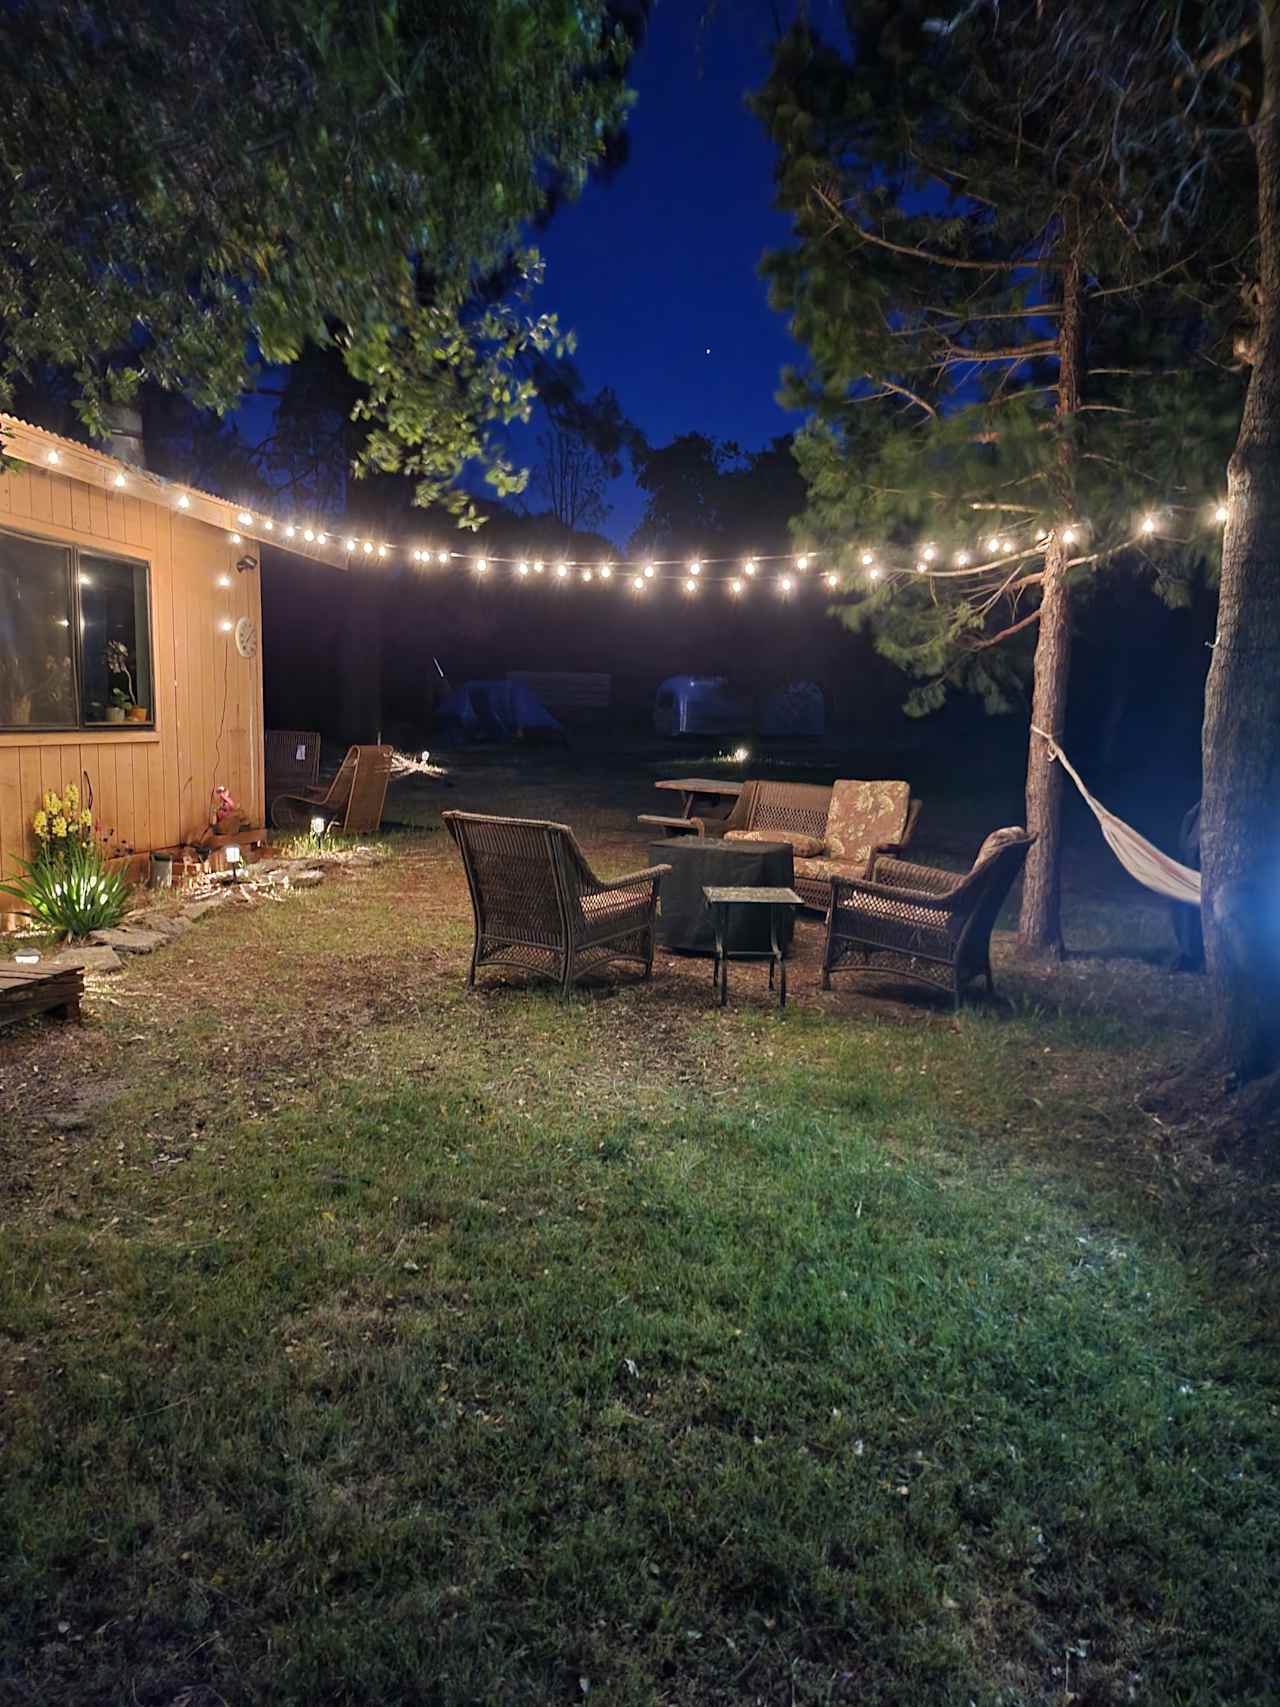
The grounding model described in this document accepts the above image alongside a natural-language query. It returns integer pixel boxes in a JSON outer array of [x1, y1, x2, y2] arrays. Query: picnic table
[[0, 961, 83, 1029], [639, 776, 744, 838]]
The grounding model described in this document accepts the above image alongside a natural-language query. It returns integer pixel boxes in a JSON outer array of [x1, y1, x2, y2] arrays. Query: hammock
[[1031, 726, 1202, 906]]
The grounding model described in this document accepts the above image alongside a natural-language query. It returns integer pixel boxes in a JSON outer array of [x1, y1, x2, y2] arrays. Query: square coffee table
[[702, 885, 803, 1009]]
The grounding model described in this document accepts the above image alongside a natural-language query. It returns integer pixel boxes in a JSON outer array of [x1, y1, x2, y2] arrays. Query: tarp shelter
[[759, 681, 825, 738], [653, 676, 752, 738], [434, 679, 564, 743]]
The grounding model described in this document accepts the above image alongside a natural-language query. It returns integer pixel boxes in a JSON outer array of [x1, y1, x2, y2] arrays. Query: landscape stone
[[290, 868, 325, 887], [45, 945, 123, 974], [182, 893, 233, 921], [89, 927, 167, 954]]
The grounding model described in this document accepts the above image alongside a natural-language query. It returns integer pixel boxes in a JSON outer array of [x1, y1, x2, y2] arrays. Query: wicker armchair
[[444, 811, 670, 995], [821, 829, 1036, 1009], [271, 744, 393, 834]]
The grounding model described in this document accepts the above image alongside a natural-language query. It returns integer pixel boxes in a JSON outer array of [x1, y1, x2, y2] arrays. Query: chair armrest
[[588, 865, 671, 894], [868, 853, 957, 895], [829, 872, 954, 911]]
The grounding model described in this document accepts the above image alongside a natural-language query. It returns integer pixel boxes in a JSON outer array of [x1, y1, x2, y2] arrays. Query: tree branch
[[813, 184, 1037, 273]]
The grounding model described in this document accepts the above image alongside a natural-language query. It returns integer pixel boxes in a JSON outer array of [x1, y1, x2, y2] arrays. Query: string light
[[1215, 503, 1228, 523], [303, 529, 315, 542], [744, 560, 757, 577], [1061, 526, 1078, 545], [600, 564, 613, 579], [518, 561, 530, 576], [824, 572, 839, 588], [582, 569, 593, 582], [45, 449, 60, 465], [317, 532, 328, 545], [217, 574, 231, 589], [689, 560, 701, 576], [229, 532, 242, 544], [986, 536, 1001, 553], [377, 545, 387, 558], [861, 550, 875, 567], [556, 563, 569, 579], [914, 560, 927, 573], [237, 511, 252, 525], [1141, 515, 1157, 535], [644, 563, 655, 579], [362, 541, 373, 556], [437, 550, 449, 564], [779, 575, 794, 594], [475, 557, 488, 573], [795, 554, 809, 570], [220, 618, 233, 632], [730, 578, 744, 595], [177, 495, 190, 510], [113, 472, 126, 489], [285, 525, 295, 538], [632, 575, 644, 591], [263, 520, 273, 532], [684, 577, 698, 594], [346, 537, 358, 552], [955, 551, 971, 567], [869, 566, 883, 581], [922, 544, 937, 562]]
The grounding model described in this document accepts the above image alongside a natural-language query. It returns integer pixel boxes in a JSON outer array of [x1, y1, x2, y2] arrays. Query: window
[[0, 529, 152, 730]]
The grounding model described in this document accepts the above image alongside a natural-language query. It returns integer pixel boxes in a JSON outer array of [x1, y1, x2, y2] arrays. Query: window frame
[[0, 524, 155, 735]]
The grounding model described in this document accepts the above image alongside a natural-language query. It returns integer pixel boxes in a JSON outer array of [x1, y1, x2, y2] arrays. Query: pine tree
[[754, 3, 1244, 956]]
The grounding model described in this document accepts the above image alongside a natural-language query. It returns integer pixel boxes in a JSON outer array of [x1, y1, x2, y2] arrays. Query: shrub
[[1, 784, 131, 938]]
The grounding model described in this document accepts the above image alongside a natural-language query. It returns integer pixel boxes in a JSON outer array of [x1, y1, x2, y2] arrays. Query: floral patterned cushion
[[794, 855, 865, 881], [725, 828, 826, 857], [973, 826, 1027, 868], [822, 780, 912, 869]]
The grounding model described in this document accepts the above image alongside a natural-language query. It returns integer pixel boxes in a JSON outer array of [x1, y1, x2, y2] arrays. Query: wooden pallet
[[0, 963, 84, 1029]]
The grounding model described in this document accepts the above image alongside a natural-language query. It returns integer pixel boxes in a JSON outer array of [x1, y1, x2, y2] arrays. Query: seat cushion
[[725, 827, 825, 857], [973, 826, 1027, 868], [794, 854, 864, 883], [824, 780, 912, 866]]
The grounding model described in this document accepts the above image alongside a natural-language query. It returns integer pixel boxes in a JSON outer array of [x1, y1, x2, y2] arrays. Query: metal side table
[[702, 885, 803, 1009]]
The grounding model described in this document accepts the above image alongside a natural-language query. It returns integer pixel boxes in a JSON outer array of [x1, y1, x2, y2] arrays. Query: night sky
[[506, 1, 817, 543]]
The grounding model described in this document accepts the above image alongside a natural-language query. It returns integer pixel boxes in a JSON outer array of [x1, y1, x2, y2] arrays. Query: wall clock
[[234, 616, 258, 660]]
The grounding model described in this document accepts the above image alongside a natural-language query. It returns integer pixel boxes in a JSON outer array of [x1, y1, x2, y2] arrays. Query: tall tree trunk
[[1199, 0, 1280, 1088], [1018, 216, 1086, 956]]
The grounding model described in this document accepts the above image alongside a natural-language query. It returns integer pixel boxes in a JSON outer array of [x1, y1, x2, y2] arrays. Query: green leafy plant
[[0, 834, 130, 938]]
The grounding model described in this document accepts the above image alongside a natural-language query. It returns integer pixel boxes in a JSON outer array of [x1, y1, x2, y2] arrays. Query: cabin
[[0, 415, 267, 886]]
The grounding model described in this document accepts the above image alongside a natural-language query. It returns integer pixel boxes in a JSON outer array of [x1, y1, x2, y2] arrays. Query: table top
[[651, 838, 791, 861], [653, 777, 744, 797], [702, 885, 803, 906]]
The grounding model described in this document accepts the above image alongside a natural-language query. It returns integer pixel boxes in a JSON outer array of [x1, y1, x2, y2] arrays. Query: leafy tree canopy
[[0, 0, 639, 521], [753, 2, 1247, 713]]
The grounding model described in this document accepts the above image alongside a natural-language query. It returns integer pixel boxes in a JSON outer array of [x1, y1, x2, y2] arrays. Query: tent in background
[[433, 679, 565, 744], [653, 676, 752, 738]]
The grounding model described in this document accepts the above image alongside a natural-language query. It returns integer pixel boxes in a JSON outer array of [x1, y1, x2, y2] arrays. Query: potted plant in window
[[103, 639, 147, 722]]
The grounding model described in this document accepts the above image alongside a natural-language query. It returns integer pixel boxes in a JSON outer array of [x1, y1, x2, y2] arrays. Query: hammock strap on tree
[[1031, 726, 1202, 906]]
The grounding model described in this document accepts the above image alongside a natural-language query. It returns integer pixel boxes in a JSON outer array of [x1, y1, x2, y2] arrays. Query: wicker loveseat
[[665, 778, 920, 912], [444, 810, 670, 994], [821, 828, 1035, 1008]]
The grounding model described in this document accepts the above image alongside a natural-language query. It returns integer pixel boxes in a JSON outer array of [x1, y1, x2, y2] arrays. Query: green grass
[[2, 771, 1278, 1705]]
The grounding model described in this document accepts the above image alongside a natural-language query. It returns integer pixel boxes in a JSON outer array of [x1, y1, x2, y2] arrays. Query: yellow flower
[[82, 808, 93, 826], [32, 810, 48, 836], [44, 789, 58, 813], [65, 783, 79, 808], [52, 815, 67, 838]]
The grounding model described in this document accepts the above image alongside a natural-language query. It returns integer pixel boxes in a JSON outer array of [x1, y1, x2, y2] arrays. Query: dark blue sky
[[513, 0, 814, 544]]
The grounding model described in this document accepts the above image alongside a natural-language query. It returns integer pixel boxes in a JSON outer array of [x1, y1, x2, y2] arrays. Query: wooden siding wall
[[0, 463, 264, 879]]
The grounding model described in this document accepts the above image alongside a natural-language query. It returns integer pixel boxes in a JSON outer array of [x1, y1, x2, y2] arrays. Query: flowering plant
[[104, 639, 135, 708], [210, 785, 238, 829], [31, 785, 95, 860], [2, 784, 129, 937]]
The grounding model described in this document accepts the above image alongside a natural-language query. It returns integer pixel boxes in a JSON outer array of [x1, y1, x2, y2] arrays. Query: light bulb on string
[[317, 532, 328, 545], [582, 569, 593, 582], [730, 578, 744, 596], [632, 575, 644, 591], [1215, 503, 1228, 523], [46, 449, 60, 465], [922, 544, 937, 562], [518, 561, 530, 576], [643, 563, 655, 579], [600, 564, 612, 580], [869, 566, 883, 582], [113, 472, 126, 489], [986, 536, 1001, 554], [303, 529, 314, 542], [284, 525, 295, 538], [685, 577, 698, 594], [177, 495, 190, 510], [362, 541, 374, 556], [237, 511, 253, 526], [1141, 515, 1157, 536], [475, 557, 488, 573], [688, 560, 701, 576], [824, 571, 839, 588], [860, 550, 875, 567], [263, 520, 273, 532], [229, 532, 242, 544], [744, 560, 757, 577], [796, 554, 809, 571], [437, 550, 449, 564], [377, 545, 387, 558], [534, 560, 545, 574], [346, 538, 358, 553], [556, 563, 569, 580], [914, 561, 927, 574], [1061, 526, 1078, 546], [779, 575, 794, 594], [955, 551, 971, 567]]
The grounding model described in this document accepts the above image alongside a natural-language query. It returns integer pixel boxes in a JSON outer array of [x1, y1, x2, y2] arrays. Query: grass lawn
[[2, 749, 1278, 1705]]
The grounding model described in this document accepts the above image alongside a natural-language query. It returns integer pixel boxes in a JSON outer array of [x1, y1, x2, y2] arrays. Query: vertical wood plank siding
[[0, 465, 265, 877]]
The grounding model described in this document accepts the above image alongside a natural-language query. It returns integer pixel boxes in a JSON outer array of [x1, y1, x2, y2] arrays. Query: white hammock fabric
[[1031, 726, 1202, 906]]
